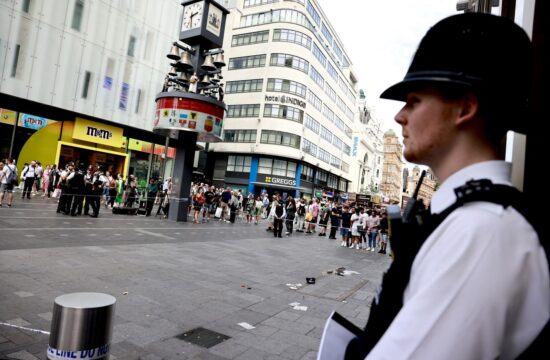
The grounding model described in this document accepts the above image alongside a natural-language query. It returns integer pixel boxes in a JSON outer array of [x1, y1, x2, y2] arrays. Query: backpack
[[297, 204, 305, 216], [6, 165, 18, 185]]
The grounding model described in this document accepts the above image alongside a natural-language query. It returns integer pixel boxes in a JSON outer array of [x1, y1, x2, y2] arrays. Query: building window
[[134, 89, 142, 114], [326, 61, 338, 81], [324, 83, 336, 103], [263, 104, 303, 123], [322, 104, 334, 123], [306, 0, 321, 25], [225, 79, 263, 93], [71, 0, 84, 31], [244, 0, 275, 7], [309, 66, 324, 88], [304, 114, 320, 134], [330, 156, 341, 169], [338, 179, 347, 191], [318, 148, 330, 164], [320, 126, 332, 143], [273, 29, 311, 49], [321, 23, 333, 46], [232, 30, 269, 46], [302, 139, 318, 157], [224, 129, 257, 143], [127, 35, 137, 57], [240, 9, 314, 32], [260, 130, 300, 149], [332, 136, 343, 151], [301, 164, 313, 182], [10, 44, 20, 78], [81, 71, 91, 98], [328, 174, 338, 188], [22, 0, 31, 12], [316, 169, 327, 186], [270, 53, 309, 74], [228, 54, 266, 70], [312, 43, 327, 68], [306, 90, 322, 112], [227, 156, 252, 173], [266, 78, 307, 98], [259, 158, 296, 177], [227, 104, 261, 118], [343, 144, 351, 155]]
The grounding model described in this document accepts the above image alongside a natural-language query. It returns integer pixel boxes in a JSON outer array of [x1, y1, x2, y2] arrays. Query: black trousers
[[22, 177, 34, 198], [273, 218, 283, 237]]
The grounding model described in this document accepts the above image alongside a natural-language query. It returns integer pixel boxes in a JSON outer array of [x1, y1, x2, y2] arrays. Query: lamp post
[[153, 0, 229, 221]]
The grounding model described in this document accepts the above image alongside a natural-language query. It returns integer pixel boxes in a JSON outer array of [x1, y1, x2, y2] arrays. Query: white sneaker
[[348, 244, 354, 249], [370, 248, 375, 252], [355, 244, 360, 250], [340, 241, 346, 247], [366, 247, 371, 251]]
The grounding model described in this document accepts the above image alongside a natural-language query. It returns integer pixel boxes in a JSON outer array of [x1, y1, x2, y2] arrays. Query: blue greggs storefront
[[207, 153, 349, 201]]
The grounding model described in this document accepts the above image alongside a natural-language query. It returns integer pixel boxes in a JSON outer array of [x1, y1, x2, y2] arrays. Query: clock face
[[206, 4, 223, 37], [181, 1, 204, 31]]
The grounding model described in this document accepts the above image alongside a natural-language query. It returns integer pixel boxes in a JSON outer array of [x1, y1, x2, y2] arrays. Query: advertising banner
[[18, 113, 56, 130], [154, 97, 224, 142]]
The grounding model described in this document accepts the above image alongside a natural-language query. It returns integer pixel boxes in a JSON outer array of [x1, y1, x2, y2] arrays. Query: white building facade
[[206, 0, 359, 200], [0, 0, 183, 180]]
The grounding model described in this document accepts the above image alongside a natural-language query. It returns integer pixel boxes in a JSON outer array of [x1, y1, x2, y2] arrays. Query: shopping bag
[[215, 207, 223, 218], [52, 188, 61, 198]]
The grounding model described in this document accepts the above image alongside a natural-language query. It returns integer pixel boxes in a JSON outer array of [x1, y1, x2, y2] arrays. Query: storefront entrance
[[58, 143, 126, 175]]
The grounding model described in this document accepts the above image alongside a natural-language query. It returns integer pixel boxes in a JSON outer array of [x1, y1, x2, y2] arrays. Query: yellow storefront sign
[[72, 117, 124, 148], [0, 108, 17, 125]]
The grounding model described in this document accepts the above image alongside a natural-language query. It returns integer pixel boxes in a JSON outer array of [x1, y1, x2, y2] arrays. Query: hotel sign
[[265, 95, 306, 109]]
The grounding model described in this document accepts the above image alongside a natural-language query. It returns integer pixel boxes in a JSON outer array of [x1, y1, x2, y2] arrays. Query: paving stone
[[0, 198, 391, 359], [5, 350, 39, 360]]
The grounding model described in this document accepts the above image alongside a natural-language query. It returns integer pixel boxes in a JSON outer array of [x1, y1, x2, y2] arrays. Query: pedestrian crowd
[[189, 182, 390, 254]]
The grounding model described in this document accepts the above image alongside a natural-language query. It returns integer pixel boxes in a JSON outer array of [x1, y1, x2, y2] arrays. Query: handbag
[[305, 212, 313, 222], [215, 206, 223, 218]]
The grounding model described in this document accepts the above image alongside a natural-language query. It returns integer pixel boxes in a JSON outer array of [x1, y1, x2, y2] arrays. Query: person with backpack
[[354, 13, 549, 359], [0, 158, 18, 207]]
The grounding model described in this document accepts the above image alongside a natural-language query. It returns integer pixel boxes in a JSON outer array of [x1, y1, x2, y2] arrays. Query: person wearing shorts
[[0, 158, 17, 207]]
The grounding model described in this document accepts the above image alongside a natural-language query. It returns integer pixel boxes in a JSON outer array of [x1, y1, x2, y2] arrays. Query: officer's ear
[[455, 92, 479, 127]]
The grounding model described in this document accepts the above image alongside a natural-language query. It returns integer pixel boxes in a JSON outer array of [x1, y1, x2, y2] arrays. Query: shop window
[[72, 0, 84, 31]]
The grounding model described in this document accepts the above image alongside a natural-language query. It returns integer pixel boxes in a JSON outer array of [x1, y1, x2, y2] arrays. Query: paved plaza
[[0, 195, 391, 360]]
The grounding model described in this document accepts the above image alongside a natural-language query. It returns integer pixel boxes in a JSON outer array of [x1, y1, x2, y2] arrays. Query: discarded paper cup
[[306, 277, 316, 284]]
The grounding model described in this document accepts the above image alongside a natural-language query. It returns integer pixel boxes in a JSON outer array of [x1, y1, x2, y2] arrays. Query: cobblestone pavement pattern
[[0, 195, 391, 359]]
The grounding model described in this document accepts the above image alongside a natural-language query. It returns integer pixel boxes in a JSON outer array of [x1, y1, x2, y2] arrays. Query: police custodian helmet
[[381, 13, 533, 134]]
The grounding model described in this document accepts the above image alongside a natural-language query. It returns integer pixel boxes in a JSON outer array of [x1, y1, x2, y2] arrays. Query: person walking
[[357, 13, 549, 359]]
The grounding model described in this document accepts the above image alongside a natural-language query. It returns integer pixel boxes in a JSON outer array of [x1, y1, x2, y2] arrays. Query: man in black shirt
[[340, 205, 352, 247]]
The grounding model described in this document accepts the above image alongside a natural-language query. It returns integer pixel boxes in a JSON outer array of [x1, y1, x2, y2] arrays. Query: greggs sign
[[73, 118, 124, 148]]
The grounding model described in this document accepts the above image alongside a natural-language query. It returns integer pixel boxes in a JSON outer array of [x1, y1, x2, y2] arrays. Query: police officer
[[69, 163, 86, 216], [56, 162, 74, 214], [358, 13, 549, 359]]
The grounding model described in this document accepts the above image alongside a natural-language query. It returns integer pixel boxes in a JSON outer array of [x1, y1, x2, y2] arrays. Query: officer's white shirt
[[367, 160, 549, 360]]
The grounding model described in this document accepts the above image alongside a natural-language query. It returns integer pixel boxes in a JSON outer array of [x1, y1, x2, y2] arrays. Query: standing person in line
[[358, 13, 549, 359], [0, 158, 17, 207], [285, 196, 296, 236], [21, 161, 37, 199]]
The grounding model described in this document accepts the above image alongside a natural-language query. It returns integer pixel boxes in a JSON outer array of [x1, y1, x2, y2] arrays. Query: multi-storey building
[[380, 129, 403, 206], [348, 90, 383, 195], [0, 0, 182, 182], [404, 165, 437, 206], [204, 0, 359, 200]]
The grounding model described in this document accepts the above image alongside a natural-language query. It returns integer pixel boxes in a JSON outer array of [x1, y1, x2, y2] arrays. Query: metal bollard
[[47, 292, 116, 360]]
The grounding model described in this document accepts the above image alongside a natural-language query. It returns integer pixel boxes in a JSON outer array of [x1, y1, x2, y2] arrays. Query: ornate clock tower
[[153, 0, 229, 222]]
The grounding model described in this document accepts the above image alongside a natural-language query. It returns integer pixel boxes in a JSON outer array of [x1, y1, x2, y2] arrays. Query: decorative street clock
[[179, 0, 229, 48]]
